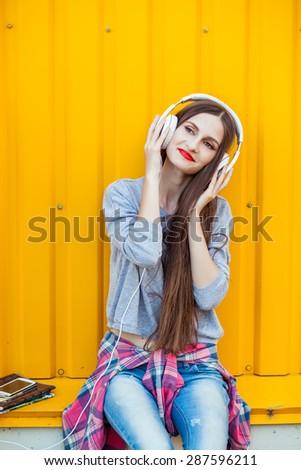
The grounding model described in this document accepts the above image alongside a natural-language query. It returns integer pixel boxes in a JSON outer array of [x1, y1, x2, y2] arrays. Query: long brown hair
[[145, 100, 237, 354]]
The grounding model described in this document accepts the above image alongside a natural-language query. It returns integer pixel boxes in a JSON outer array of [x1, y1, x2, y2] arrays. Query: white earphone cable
[[0, 267, 146, 450]]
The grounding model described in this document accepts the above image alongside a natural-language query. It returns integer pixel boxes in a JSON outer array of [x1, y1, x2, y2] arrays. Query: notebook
[[0, 373, 55, 412]]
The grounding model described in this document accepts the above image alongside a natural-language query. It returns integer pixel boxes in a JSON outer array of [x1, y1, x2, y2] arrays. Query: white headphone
[[158, 93, 243, 174]]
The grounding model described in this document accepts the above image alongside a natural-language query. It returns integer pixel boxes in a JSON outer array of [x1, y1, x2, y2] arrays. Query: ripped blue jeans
[[103, 361, 230, 450]]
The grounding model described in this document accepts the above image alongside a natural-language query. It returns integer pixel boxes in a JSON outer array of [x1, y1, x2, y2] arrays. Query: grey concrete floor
[[0, 425, 300, 450]]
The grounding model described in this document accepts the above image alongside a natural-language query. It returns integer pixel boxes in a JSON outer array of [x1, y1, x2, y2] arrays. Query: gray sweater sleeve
[[103, 180, 163, 268], [193, 197, 233, 311]]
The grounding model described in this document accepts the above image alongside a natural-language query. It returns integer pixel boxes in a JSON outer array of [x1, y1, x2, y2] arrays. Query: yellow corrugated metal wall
[[0, 0, 300, 388]]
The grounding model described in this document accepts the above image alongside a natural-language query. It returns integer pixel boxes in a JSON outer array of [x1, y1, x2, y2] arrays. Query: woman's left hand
[[192, 165, 234, 215]]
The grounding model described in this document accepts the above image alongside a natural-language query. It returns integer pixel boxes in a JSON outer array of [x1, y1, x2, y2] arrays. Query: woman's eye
[[185, 126, 194, 135], [204, 141, 214, 150]]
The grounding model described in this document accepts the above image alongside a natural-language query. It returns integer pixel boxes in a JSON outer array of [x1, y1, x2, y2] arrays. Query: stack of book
[[0, 373, 55, 414]]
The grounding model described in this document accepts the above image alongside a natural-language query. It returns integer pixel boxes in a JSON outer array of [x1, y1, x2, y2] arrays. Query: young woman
[[62, 96, 250, 451]]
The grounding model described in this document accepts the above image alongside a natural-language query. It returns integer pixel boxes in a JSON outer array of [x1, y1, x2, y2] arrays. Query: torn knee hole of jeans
[[190, 418, 201, 427]]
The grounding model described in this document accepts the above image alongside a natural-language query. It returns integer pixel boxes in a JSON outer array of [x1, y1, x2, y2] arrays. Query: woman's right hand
[[143, 115, 170, 178]]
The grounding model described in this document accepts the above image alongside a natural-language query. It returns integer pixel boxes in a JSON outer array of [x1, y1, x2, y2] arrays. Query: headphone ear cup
[[161, 115, 178, 149], [217, 153, 230, 173]]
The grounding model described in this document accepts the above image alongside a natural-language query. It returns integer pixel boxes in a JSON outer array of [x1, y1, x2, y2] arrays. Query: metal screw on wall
[[105, 27, 112, 32], [7, 24, 13, 29], [203, 27, 209, 33], [247, 202, 253, 208], [57, 369, 65, 376], [57, 203, 64, 210], [245, 364, 252, 372]]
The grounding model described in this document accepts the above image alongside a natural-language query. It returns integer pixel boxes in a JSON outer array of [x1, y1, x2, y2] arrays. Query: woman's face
[[166, 113, 224, 175]]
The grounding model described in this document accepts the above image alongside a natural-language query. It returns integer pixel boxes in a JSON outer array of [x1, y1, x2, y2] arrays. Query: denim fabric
[[103, 361, 229, 450]]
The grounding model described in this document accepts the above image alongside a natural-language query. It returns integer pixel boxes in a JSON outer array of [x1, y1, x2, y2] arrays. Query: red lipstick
[[178, 148, 194, 162]]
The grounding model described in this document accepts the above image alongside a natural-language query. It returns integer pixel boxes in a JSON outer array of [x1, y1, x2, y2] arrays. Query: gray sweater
[[102, 176, 233, 344]]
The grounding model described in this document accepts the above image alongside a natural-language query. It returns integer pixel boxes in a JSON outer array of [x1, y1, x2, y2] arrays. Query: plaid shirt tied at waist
[[62, 331, 251, 450]]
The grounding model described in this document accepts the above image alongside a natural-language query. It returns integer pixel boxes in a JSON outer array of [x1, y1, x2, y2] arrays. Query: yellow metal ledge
[[237, 374, 301, 425], [0, 375, 301, 428]]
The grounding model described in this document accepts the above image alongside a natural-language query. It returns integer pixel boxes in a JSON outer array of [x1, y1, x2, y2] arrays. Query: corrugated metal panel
[[0, 0, 300, 390]]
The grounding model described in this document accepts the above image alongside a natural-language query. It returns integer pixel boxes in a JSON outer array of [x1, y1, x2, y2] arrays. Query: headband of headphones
[[158, 93, 243, 173]]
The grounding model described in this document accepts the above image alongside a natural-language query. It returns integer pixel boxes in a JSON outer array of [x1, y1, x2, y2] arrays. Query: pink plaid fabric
[[62, 331, 250, 450]]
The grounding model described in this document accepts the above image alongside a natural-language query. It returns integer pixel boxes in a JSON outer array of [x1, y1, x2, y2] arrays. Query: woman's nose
[[187, 138, 199, 152]]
